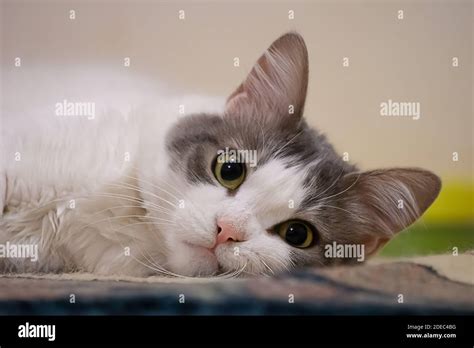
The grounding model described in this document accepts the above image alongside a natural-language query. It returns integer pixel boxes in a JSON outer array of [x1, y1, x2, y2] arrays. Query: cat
[[0, 32, 441, 277]]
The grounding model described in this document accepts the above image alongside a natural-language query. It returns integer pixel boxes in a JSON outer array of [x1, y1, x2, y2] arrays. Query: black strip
[[0, 315, 472, 345]]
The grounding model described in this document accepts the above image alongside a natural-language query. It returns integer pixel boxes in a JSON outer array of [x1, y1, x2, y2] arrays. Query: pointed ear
[[225, 32, 309, 120], [341, 168, 441, 256]]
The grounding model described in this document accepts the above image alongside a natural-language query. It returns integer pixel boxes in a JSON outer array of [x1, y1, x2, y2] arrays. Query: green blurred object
[[379, 223, 474, 257], [378, 180, 474, 257], [423, 180, 473, 224]]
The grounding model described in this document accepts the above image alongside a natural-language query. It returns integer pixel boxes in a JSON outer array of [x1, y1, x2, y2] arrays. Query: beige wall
[[2, 0, 472, 179]]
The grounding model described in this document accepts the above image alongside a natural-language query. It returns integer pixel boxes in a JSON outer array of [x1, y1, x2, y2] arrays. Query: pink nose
[[215, 219, 244, 246]]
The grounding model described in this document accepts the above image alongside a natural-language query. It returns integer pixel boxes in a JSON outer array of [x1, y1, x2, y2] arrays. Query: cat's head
[[147, 33, 441, 277]]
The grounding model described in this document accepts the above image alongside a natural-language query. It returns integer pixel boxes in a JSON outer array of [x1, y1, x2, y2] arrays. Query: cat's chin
[[166, 241, 219, 277], [166, 241, 247, 278]]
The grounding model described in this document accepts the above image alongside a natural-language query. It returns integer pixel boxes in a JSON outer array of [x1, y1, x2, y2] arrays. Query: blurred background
[[1, 0, 472, 257]]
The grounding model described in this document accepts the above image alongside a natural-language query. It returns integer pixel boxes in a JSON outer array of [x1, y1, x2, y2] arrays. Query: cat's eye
[[213, 156, 246, 190], [276, 220, 314, 248]]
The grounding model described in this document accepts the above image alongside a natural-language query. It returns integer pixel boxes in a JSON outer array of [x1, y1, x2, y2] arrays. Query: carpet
[[0, 253, 472, 315]]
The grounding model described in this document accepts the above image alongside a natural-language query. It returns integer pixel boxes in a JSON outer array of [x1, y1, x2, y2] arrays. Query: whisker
[[127, 165, 186, 197], [315, 204, 362, 220], [106, 181, 179, 210], [78, 215, 181, 233], [311, 168, 345, 201], [316, 173, 361, 203], [104, 219, 187, 278], [271, 130, 303, 160], [121, 173, 182, 202], [261, 259, 275, 276]]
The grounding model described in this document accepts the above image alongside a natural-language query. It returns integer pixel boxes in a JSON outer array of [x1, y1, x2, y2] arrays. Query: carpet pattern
[[0, 255, 472, 315]]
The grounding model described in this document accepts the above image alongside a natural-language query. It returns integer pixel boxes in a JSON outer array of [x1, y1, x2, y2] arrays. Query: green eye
[[213, 156, 246, 190], [277, 220, 314, 248]]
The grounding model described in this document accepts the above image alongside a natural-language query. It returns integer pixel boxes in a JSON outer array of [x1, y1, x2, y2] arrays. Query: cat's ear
[[225, 32, 309, 120], [341, 168, 441, 256]]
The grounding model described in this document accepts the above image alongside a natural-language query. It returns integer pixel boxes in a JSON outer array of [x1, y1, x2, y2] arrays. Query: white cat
[[0, 33, 441, 277]]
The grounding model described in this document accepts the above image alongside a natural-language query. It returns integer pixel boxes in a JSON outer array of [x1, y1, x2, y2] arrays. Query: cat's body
[[1, 33, 441, 277], [1, 72, 223, 275]]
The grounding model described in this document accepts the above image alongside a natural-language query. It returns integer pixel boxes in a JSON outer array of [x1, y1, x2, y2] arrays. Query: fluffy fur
[[0, 33, 441, 277]]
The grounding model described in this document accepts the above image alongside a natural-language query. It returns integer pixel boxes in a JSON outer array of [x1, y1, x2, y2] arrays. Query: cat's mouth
[[184, 241, 216, 255], [182, 241, 235, 276]]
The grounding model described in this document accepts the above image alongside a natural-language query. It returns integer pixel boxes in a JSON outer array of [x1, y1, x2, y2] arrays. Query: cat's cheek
[[166, 243, 218, 277], [214, 245, 246, 273]]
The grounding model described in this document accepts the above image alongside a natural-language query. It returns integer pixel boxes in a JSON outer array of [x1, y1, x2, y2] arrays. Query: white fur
[[156, 160, 309, 276], [1, 66, 219, 275], [1, 65, 309, 277]]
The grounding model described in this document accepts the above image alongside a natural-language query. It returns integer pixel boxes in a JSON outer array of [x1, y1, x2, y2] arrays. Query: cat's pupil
[[285, 223, 308, 245], [221, 162, 243, 181]]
